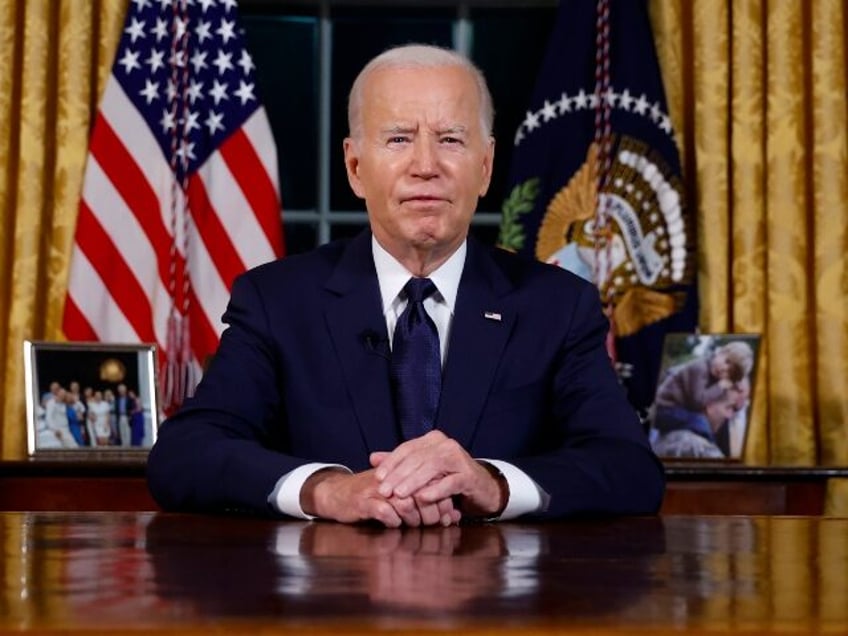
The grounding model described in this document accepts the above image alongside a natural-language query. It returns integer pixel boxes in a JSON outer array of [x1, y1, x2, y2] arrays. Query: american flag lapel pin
[[483, 311, 502, 322]]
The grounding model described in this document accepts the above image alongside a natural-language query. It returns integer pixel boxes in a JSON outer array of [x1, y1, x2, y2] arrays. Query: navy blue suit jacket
[[147, 230, 664, 518]]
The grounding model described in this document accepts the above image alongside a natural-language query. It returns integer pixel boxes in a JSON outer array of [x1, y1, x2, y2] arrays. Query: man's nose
[[410, 138, 438, 177]]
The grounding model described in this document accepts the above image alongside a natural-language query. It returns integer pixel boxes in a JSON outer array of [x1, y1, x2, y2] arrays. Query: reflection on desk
[[1, 513, 846, 634]]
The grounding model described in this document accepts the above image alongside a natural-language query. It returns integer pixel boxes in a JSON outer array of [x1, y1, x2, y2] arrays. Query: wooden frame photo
[[24, 341, 159, 459], [648, 333, 761, 461]]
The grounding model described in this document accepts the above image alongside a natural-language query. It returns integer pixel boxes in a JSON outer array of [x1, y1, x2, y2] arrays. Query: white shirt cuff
[[479, 459, 550, 520], [269, 462, 351, 519]]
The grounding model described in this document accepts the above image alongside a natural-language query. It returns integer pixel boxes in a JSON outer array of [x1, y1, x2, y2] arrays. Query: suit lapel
[[323, 231, 401, 453], [437, 239, 516, 447]]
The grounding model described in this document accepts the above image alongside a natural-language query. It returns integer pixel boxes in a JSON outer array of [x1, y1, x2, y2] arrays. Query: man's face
[[710, 352, 731, 379], [344, 65, 494, 259]]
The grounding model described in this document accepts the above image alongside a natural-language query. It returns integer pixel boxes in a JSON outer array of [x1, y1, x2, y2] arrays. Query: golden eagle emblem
[[536, 136, 693, 337]]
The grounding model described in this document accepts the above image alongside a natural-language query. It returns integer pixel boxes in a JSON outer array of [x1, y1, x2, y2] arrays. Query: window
[[242, 0, 556, 254]]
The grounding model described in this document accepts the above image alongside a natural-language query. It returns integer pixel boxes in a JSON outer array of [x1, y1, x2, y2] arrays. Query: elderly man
[[147, 44, 664, 525]]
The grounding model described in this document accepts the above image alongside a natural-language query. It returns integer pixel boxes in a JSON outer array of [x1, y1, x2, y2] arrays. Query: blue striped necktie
[[391, 278, 441, 440]]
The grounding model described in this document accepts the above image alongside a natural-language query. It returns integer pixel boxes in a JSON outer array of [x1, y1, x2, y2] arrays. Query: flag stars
[[209, 79, 229, 104], [514, 128, 526, 146], [633, 94, 650, 115], [152, 18, 168, 42], [619, 89, 634, 111], [175, 139, 197, 163], [523, 109, 541, 132], [196, 20, 213, 44], [220, 0, 237, 12], [217, 18, 237, 44], [213, 49, 234, 75], [160, 108, 176, 132], [118, 48, 141, 74], [190, 50, 208, 73], [139, 79, 160, 104], [205, 110, 225, 134], [182, 111, 201, 134], [187, 80, 204, 104], [238, 49, 255, 75], [174, 17, 189, 41], [166, 79, 177, 101], [234, 80, 255, 105], [169, 49, 187, 69], [513, 84, 677, 147], [649, 103, 662, 123], [197, 0, 216, 12], [125, 17, 146, 43], [573, 89, 589, 109], [540, 100, 558, 122], [145, 48, 165, 73]]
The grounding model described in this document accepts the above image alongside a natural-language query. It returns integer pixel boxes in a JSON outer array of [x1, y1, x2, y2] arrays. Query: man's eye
[[388, 136, 409, 144], [441, 136, 462, 144]]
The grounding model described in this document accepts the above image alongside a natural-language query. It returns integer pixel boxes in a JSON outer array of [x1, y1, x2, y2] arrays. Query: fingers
[[307, 466, 457, 528], [435, 497, 461, 526], [387, 493, 458, 527], [370, 451, 390, 467], [375, 431, 468, 499], [307, 468, 405, 527]]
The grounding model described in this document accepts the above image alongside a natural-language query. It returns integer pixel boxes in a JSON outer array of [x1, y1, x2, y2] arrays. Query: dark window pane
[[243, 15, 319, 211], [468, 223, 500, 247], [330, 222, 370, 243], [471, 7, 555, 213], [330, 9, 454, 211], [282, 222, 319, 255]]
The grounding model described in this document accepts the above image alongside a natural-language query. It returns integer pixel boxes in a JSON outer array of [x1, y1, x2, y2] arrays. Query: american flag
[[63, 0, 284, 412]]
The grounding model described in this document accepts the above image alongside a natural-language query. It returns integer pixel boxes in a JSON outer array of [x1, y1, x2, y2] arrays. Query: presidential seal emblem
[[536, 136, 693, 337]]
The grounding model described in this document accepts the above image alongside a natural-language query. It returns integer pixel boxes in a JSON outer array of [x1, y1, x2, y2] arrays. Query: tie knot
[[403, 278, 437, 304]]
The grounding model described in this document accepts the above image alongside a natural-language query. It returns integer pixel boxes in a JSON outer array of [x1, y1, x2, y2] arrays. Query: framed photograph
[[648, 333, 761, 462], [24, 340, 160, 459]]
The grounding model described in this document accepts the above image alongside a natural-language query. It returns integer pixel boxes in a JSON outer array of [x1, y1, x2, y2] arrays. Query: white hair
[[347, 43, 495, 141]]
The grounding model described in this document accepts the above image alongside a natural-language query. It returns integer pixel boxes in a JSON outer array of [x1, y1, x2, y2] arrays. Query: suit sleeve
[[146, 273, 305, 516], [511, 282, 665, 518]]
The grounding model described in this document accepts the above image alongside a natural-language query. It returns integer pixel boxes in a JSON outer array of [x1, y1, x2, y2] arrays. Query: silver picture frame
[[24, 340, 160, 459]]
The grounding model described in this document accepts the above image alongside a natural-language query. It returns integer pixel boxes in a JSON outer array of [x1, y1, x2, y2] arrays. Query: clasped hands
[[300, 430, 507, 527]]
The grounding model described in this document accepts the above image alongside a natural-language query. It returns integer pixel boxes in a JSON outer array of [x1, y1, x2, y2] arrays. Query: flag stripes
[[63, 0, 284, 411]]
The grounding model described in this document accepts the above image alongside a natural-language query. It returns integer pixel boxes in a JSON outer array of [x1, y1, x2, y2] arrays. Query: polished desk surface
[[1, 513, 846, 634]]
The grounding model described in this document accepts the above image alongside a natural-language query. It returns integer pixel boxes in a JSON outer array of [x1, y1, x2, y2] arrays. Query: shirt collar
[[372, 235, 466, 314]]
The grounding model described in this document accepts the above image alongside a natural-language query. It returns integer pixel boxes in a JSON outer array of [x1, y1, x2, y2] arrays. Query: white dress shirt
[[270, 236, 547, 519]]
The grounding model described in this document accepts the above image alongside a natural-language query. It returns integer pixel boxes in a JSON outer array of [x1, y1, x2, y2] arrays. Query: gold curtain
[[0, 1, 126, 459], [651, 0, 848, 513]]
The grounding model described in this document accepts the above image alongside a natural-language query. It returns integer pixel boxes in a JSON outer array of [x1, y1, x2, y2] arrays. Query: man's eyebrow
[[437, 125, 469, 135], [381, 125, 416, 135]]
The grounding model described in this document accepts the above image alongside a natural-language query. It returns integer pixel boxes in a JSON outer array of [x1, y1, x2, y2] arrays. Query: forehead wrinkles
[[363, 68, 479, 130]]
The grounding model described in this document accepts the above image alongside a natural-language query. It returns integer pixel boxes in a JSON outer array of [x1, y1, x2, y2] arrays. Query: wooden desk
[[3, 460, 847, 514], [662, 464, 848, 515], [1, 512, 846, 634]]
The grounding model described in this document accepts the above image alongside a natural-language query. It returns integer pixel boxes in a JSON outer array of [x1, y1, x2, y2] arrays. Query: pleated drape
[[0, 1, 125, 459], [651, 0, 848, 513]]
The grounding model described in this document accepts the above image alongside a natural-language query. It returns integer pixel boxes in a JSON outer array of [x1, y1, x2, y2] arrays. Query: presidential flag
[[498, 0, 697, 414], [63, 0, 284, 412]]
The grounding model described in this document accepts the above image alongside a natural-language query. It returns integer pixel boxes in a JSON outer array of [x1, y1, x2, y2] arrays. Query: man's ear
[[343, 137, 366, 199], [478, 136, 495, 197]]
